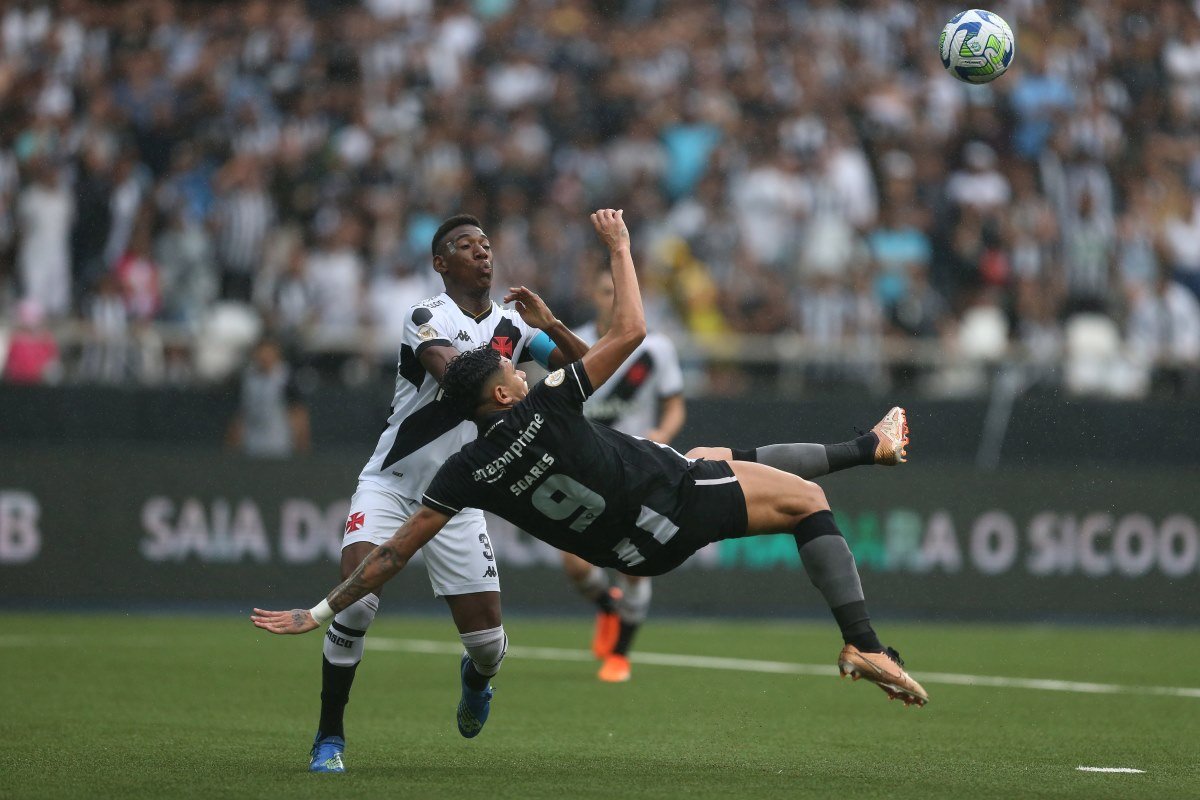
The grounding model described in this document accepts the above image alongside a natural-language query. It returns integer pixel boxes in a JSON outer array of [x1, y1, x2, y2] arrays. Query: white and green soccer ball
[[939, 9, 1015, 84]]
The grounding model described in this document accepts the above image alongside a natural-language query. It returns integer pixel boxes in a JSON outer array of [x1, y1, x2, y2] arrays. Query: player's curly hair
[[440, 344, 503, 421], [431, 214, 482, 257]]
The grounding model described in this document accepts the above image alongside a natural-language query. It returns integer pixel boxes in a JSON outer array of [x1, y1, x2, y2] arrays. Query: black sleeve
[[523, 361, 594, 416], [421, 454, 472, 517]]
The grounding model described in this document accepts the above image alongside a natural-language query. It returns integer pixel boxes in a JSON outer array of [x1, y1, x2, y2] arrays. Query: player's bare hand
[[590, 208, 629, 252], [503, 286, 558, 330], [251, 607, 320, 635]]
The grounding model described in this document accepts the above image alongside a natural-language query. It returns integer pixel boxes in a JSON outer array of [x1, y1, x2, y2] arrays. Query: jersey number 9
[[530, 474, 606, 533]]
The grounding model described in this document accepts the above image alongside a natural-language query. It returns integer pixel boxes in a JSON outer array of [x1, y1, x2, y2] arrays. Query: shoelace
[[885, 646, 905, 667]]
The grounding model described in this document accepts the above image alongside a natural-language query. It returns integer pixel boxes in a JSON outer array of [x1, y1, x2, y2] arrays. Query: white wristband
[[309, 599, 334, 625]]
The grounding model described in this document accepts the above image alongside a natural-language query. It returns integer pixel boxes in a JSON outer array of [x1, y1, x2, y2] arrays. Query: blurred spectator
[[1163, 195, 1200, 299], [869, 202, 932, 310], [226, 337, 311, 459], [16, 160, 72, 318], [213, 157, 275, 302], [2, 299, 60, 384], [156, 206, 218, 326], [1009, 45, 1076, 159], [114, 222, 161, 322], [70, 142, 115, 306], [305, 218, 365, 339], [368, 258, 434, 347], [264, 245, 317, 350], [890, 264, 949, 341], [79, 273, 129, 384], [1062, 189, 1116, 314], [1127, 269, 1200, 393], [103, 152, 148, 269], [946, 142, 1011, 212]]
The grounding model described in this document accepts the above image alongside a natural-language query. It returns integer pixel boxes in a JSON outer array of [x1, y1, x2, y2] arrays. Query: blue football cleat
[[457, 653, 494, 738], [309, 732, 346, 773]]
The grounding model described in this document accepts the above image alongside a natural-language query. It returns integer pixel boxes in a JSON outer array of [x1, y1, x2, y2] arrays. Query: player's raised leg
[[689, 407, 910, 477], [729, 460, 928, 707], [561, 551, 622, 660]]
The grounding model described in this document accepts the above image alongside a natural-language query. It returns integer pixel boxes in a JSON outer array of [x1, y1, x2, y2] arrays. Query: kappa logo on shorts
[[345, 512, 366, 534], [482, 566, 497, 578]]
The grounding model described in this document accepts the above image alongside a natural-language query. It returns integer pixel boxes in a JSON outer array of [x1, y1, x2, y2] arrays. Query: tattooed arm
[[250, 507, 451, 635]]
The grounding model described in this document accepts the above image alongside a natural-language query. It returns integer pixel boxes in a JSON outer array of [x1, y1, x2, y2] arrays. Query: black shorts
[[621, 459, 748, 577]]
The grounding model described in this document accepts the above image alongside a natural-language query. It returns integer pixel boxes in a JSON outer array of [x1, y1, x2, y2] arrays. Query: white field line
[[367, 637, 1200, 700], [1076, 767, 1146, 774]]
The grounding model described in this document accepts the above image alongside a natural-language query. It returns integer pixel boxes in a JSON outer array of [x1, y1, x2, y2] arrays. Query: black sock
[[793, 511, 882, 652], [823, 434, 877, 473], [832, 600, 883, 652], [463, 660, 490, 691], [596, 590, 616, 614], [318, 656, 358, 739], [612, 620, 639, 656]]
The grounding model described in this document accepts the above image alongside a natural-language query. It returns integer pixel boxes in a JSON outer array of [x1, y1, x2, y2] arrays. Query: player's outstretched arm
[[502, 285, 590, 367], [580, 209, 646, 389], [251, 507, 450, 635]]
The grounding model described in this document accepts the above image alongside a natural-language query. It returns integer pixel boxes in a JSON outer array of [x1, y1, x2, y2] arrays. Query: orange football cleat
[[838, 644, 928, 707], [598, 654, 631, 683], [871, 406, 909, 465]]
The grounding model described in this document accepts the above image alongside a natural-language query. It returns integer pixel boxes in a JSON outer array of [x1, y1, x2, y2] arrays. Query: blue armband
[[527, 330, 557, 369]]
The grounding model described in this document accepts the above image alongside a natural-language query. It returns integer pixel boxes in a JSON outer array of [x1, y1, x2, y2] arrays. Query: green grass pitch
[[1, 613, 1197, 799]]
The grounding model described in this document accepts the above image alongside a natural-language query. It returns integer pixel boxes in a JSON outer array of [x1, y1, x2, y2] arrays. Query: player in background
[[570, 271, 911, 684], [308, 214, 589, 773], [254, 210, 928, 735], [563, 266, 687, 683]]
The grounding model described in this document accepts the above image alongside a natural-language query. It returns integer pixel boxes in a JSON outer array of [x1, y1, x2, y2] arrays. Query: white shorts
[[342, 483, 500, 597]]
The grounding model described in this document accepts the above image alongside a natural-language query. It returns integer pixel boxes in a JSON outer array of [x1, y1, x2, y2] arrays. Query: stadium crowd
[[0, 0, 1198, 395]]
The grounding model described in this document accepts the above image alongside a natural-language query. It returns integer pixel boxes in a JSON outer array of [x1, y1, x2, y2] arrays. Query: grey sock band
[[755, 443, 831, 480], [614, 574, 652, 625]]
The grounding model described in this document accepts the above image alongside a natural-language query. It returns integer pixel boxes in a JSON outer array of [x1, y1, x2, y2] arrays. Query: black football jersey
[[422, 362, 696, 570]]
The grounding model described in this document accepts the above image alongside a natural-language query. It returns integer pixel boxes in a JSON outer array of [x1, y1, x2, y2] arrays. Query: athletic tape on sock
[[460, 625, 508, 677]]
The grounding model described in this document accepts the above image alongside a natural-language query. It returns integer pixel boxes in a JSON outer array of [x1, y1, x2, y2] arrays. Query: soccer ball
[[939, 9, 1015, 84]]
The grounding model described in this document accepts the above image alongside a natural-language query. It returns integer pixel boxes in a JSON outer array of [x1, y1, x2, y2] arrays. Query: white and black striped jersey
[[574, 323, 684, 437], [422, 362, 698, 571], [358, 293, 538, 500]]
